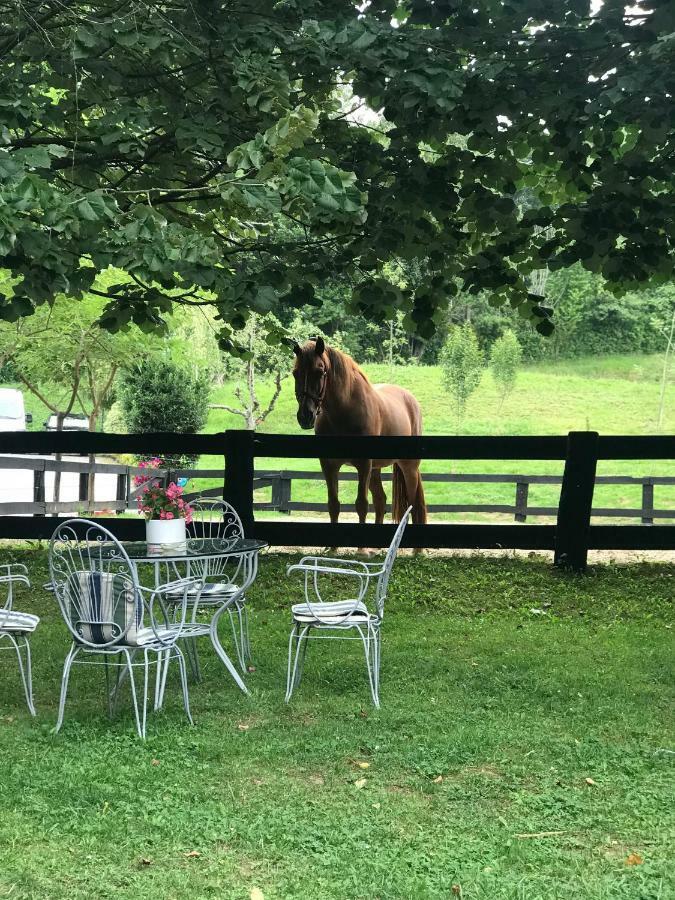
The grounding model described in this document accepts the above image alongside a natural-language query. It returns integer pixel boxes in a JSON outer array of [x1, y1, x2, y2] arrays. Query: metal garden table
[[104, 537, 267, 695]]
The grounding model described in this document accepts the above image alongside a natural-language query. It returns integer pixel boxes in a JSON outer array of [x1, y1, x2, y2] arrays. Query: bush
[[490, 329, 522, 411], [440, 323, 484, 429], [117, 359, 210, 468]]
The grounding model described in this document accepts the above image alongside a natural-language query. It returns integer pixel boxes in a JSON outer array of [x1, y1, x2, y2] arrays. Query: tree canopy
[[0, 0, 673, 346]]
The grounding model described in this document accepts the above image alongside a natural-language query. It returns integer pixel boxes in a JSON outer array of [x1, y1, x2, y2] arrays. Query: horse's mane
[[326, 345, 371, 396]]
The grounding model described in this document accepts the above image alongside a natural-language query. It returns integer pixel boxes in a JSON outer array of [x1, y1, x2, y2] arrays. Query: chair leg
[[154, 649, 169, 711], [122, 648, 144, 739], [285, 624, 310, 703], [173, 646, 194, 726], [227, 607, 246, 672], [55, 643, 80, 733], [10, 634, 36, 716], [357, 625, 380, 709], [241, 602, 252, 664], [185, 637, 202, 682]]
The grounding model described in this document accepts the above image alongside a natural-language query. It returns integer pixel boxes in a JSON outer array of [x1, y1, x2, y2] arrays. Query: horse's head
[[292, 337, 328, 430]]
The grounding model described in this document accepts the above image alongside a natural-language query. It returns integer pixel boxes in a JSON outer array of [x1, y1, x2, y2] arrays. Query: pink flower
[[159, 510, 167, 519], [165, 511, 174, 520]]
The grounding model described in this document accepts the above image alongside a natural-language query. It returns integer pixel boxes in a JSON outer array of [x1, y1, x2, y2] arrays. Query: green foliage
[[440, 324, 484, 428], [0, 3, 672, 339], [489, 330, 523, 412], [117, 358, 210, 466]]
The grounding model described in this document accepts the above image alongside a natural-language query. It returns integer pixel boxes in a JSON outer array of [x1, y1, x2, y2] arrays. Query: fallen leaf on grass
[[452, 885, 462, 897], [139, 857, 153, 867], [184, 850, 201, 859], [625, 853, 644, 866], [250, 889, 265, 900], [356, 761, 370, 769], [151, 758, 160, 766], [354, 778, 368, 789], [247, 665, 257, 673], [433, 775, 443, 784], [372, 802, 381, 810], [585, 777, 598, 786], [237, 723, 250, 731]]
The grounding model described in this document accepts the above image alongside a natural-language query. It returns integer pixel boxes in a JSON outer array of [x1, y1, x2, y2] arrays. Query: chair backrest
[[185, 498, 244, 579], [187, 497, 244, 544], [375, 507, 412, 618], [49, 519, 142, 648]]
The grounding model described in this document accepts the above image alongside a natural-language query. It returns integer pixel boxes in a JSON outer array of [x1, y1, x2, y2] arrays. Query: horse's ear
[[293, 343, 302, 357], [315, 336, 325, 355]]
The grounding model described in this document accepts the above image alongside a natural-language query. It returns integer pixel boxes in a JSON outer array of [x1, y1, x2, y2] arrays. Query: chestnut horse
[[292, 338, 427, 527]]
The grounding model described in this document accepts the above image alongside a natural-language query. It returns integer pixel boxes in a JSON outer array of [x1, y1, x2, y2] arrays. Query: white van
[[0, 388, 31, 431]]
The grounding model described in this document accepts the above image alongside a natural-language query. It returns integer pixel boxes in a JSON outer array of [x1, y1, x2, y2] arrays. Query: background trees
[[0, 1, 672, 344]]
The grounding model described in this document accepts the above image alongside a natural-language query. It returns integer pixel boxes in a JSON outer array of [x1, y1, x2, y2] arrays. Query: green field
[[200, 354, 675, 525], [0, 548, 672, 899]]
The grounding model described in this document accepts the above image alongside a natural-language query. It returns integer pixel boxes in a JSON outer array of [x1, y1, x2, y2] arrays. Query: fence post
[[33, 467, 45, 504], [554, 431, 599, 572], [78, 470, 88, 505], [224, 429, 255, 535], [514, 481, 529, 522], [116, 473, 128, 515], [641, 479, 654, 525]]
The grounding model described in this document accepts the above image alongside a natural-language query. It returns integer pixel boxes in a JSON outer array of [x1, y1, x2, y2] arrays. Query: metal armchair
[[0, 563, 38, 715], [285, 508, 411, 708], [49, 519, 203, 739]]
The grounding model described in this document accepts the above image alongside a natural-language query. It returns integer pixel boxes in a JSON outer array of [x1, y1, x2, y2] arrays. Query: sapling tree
[[490, 330, 523, 413], [440, 324, 484, 430]]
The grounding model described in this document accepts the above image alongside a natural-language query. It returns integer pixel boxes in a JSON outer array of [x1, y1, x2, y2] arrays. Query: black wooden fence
[[0, 429, 674, 571], [3, 455, 672, 524]]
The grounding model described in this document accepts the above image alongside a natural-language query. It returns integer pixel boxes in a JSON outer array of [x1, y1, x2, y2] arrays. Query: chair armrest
[[287, 562, 380, 580], [298, 556, 383, 573], [0, 564, 28, 576], [137, 577, 204, 597]]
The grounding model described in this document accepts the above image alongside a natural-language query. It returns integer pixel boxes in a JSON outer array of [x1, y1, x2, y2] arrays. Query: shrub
[[440, 323, 484, 429], [117, 359, 210, 468], [490, 329, 523, 412]]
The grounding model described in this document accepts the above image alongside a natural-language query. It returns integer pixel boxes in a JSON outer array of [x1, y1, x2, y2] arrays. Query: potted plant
[[137, 480, 193, 554]]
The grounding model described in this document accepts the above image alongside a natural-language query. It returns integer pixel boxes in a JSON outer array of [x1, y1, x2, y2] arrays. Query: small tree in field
[[117, 359, 210, 467], [490, 330, 523, 412], [440, 324, 484, 430]]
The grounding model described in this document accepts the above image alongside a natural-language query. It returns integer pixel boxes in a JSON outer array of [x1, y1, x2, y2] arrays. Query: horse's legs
[[354, 459, 372, 524], [320, 458, 342, 551], [370, 469, 386, 525], [354, 459, 373, 555], [397, 459, 426, 525]]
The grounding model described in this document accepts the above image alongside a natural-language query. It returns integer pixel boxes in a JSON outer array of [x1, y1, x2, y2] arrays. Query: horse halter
[[298, 361, 328, 415]]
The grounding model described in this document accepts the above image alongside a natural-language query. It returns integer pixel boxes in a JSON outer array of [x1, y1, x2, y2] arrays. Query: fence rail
[[2, 457, 673, 525], [0, 430, 674, 571]]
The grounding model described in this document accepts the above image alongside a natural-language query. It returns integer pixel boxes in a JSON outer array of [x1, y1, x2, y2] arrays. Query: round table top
[[105, 537, 267, 563]]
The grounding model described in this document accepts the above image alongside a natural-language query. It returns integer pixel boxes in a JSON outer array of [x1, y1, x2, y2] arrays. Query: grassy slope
[[201, 354, 675, 522], [0, 548, 672, 899]]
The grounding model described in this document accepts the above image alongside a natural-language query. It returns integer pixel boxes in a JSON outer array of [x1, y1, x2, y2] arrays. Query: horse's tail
[[392, 465, 427, 524]]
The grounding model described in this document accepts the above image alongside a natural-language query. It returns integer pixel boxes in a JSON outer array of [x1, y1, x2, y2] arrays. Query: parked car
[[44, 413, 89, 431], [0, 388, 31, 431]]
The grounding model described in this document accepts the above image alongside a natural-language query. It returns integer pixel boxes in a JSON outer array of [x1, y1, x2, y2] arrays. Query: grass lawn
[[1, 547, 673, 899]]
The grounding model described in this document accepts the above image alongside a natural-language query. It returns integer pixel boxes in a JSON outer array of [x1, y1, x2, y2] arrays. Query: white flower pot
[[146, 517, 187, 556]]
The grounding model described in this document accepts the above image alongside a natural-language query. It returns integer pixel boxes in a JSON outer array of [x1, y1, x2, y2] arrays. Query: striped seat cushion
[[68, 571, 142, 646], [291, 600, 370, 623], [164, 582, 240, 601], [0, 610, 39, 633]]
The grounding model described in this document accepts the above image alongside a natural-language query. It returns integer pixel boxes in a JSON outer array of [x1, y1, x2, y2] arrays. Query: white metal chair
[[285, 508, 412, 708], [0, 564, 38, 715], [49, 519, 203, 739], [163, 498, 252, 672]]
